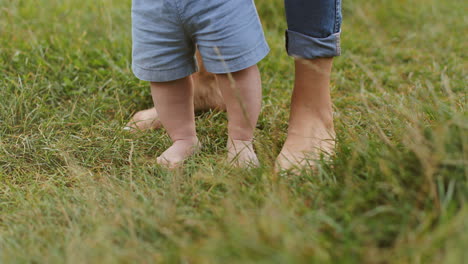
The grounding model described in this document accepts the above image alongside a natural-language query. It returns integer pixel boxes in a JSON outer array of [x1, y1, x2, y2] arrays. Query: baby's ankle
[[227, 138, 254, 146], [172, 136, 199, 144]]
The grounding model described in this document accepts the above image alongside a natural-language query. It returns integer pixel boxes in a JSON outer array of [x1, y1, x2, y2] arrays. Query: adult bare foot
[[124, 107, 162, 131], [275, 127, 335, 173], [227, 139, 260, 168], [157, 137, 201, 169]]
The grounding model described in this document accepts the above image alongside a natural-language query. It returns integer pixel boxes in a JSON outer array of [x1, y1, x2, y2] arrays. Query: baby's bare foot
[[124, 107, 162, 132], [275, 129, 335, 173], [157, 137, 201, 169], [227, 139, 260, 168]]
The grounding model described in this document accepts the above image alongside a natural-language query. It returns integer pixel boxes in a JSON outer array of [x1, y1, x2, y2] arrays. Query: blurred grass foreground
[[0, 0, 466, 263]]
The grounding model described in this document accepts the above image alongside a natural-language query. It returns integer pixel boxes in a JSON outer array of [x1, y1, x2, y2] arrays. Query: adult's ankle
[[288, 116, 334, 137]]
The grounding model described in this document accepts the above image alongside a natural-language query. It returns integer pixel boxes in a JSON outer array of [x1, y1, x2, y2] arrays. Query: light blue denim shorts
[[132, 0, 270, 82]]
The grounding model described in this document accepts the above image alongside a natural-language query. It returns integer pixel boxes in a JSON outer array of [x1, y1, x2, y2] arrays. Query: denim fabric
[[285, 0, 342, 59], [132, 0, 269, 82]]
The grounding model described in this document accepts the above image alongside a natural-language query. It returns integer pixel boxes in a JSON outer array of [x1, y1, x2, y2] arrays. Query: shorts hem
[[286, 30, 341, 59], [203, 41, 270, 74], [132, 63, 197, 82]]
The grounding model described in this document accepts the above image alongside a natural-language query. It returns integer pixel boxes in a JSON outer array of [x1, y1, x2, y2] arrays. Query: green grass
[[0, 0, 466, 263]]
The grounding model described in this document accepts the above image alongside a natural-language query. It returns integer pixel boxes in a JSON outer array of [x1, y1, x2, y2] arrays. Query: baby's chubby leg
[[150, 77, 200, 168], [125, 51, 225, 132], [216, 65, 262, 168]]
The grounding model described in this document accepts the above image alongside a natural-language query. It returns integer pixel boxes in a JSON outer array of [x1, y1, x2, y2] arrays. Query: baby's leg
[[150, 77, 200, 168], [216, 65, 262, 168], [125, 51, 224, 132]]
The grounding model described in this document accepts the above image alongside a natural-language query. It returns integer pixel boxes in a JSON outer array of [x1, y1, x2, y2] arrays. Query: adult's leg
[[276, 58, 336, 171], [276, 0, 341, 171], [215, 65, 262, 167], [150, 77, 200, 168]]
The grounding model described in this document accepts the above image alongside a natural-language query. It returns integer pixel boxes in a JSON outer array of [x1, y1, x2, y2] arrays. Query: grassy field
[[0, 0, 466, 263]]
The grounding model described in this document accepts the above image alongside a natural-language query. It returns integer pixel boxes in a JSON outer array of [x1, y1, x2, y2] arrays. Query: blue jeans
[[285, 0, 342, 59]]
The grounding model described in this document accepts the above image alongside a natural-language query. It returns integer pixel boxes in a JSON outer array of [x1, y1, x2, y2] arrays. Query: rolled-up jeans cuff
[[286, 29, 341, 59]]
